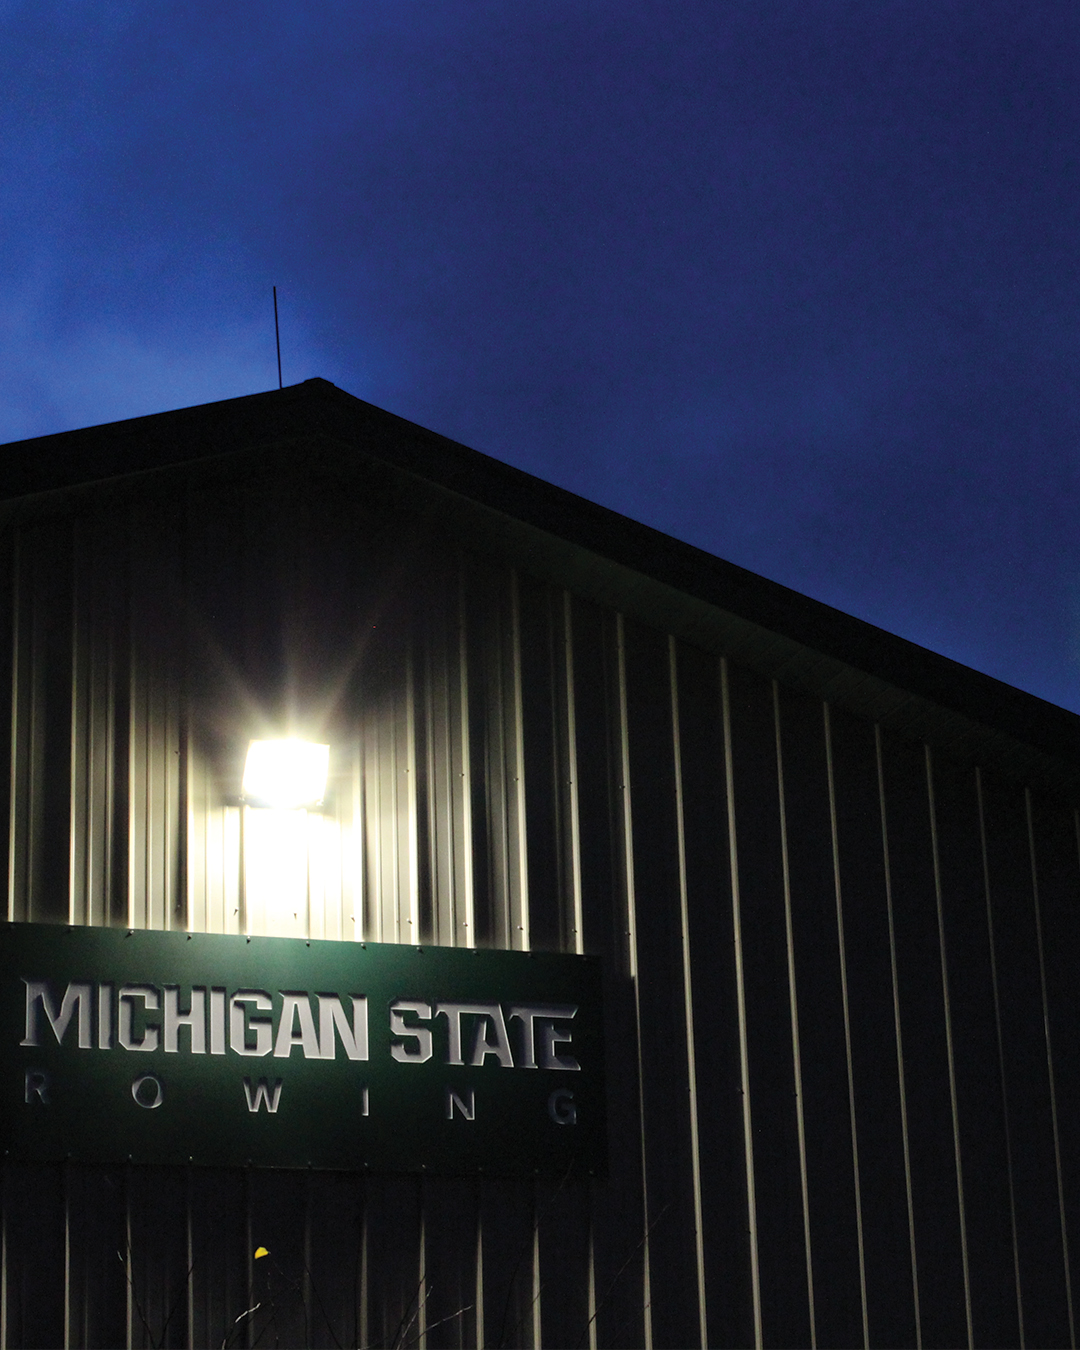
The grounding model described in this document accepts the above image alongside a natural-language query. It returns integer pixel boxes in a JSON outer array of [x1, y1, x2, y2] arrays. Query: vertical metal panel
[[507, 575, 529, 955], [70, 521, 102, 928], [619, 618, 699, 1349], [70, 1168, 129, 1349], [455, 569, 476, 952], [778, 689, 864, 1348], [416, 559, 473, 949], [1025, 789, 1075, 1346], [610, 613, 651, 1350], [357, 1179, 370, 1350], [0, 527, 13, 928], [771, 683, 816, 1350], [676, 642, 753, 1349], [420, 1176, 481, 1349], [0, 1165, 7, 1350], [568, 599, 649, 1350], [720, 655, 763, 1350], [125, 1166, 134, 1348], [924, 748, 974, 1347], [878, 729, 968, 1347], [358, 1176, 424, 1350], [184, 1168, 194, 1350], [11, 518, 74, 926], [5, 461, 1080, 1346], [1030, 792, 1080, 1344], [7, 1165, 66, 1348], [244, 1169, 324, 1347], [478, 1178, 539, 1350], [517, 578, 586, 958], [932, 756, 1020, 1345], [976, 767, 1027, 1345], [6, 526, 29, 924], [344, 729, 366, 942], [301, 1170, 368, 1350], [361, 624, 418, 946], [561, 592, 584, 956], [517, 574, 562, 953], [875, 724, 923, 1346], [981, 771, 1071, 1346], [828, 709, 917, 1346], [725, 658, 810, 1349], [126, 499, 183, 934], [823, 704, 870, 1348], [535, 1173, 592, 1350], [463, 557, 528, 953], [667, 637, 708, 1349], [473, 1180, 484, 1350], [62, 1164, 71, 1348]]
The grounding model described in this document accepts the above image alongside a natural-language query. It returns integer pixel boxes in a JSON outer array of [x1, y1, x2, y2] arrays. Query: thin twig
[[353, 1194, 365, 1350], [422, 1303, 474, 1338], [607, 1293, 654, 1349], [156, 1260, 196, 1347], [574, 1200, 671, 1349], [391, 1279, 433, 1350], [300, 1256, 343, 1350], [116, 1248, 158, 1349], [262, 1250, 343, 1350], [495, 1164, 578, 1349], [381, 1272, 425, 1350], [221, 1300, 261, 1349]]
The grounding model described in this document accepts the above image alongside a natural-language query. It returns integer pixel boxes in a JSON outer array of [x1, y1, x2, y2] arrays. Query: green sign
[[0, 923, 605, 1175]]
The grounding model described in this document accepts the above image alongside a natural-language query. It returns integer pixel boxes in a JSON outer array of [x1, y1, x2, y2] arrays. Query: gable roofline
[[3, 377, 1078, 797]]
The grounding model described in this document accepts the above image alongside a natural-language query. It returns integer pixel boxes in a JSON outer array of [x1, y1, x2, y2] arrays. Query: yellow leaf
[[254, 1247, 270, 1260]]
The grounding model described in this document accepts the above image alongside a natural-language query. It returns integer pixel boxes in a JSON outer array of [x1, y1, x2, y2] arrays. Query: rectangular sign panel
[[0, 924, 605, 1175]]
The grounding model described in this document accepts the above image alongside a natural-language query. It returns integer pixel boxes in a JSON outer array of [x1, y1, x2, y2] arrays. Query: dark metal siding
[[1, 462, 1079, 1348]]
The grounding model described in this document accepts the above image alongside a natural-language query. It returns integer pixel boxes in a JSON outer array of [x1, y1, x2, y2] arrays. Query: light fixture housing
[[242, 738, 330, 810]]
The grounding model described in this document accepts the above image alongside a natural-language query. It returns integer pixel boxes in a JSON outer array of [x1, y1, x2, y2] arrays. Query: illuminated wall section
[[2, 473, 577, 958], [2, 393, 1080, 1348]]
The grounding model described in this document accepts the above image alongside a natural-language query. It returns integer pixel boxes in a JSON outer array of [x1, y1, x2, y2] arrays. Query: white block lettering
[[274, 992, 319, 1058], [469, 1006, 514, 1067], [548, 1088, 578, 1124], [118, 985, 160, 1052], [243, 1077, 282, 1113], [436, 1003, 514, 1067], [209, 988, 226, 1055], [539, 1018, 580, 1071], [97, 984, 113, 1049], [389, 1000, 433, 1062], [446, 1087, 475, 1120], [317, 995, 368, 1061], [21, 980, 92, 1049], [131, 1074, 164, 1108], [507, 1005, 580, 1070], [230, 991, 273, 1057], [24, 1069, 50, 1103], [163, 986, 206, 1054]]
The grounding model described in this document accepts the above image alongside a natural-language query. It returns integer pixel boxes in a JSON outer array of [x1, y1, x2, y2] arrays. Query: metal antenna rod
[[273, 286, 282, 389]]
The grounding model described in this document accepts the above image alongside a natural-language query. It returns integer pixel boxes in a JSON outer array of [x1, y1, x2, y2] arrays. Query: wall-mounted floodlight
[[242, 739, 330, 810]]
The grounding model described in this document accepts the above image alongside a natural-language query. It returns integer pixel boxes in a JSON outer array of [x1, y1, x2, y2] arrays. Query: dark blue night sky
[[3, 3, 1079, 709]]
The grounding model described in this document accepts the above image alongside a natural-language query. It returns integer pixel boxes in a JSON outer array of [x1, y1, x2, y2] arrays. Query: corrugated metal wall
[[2, 461, 1080, 1347]]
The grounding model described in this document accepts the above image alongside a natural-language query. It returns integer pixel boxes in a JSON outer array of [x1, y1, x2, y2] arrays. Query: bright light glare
[[243, 739, 329, 809]]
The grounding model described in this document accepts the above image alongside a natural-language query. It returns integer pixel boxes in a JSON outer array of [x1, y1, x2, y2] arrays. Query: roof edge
[[3, 378, 1077, 795]]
